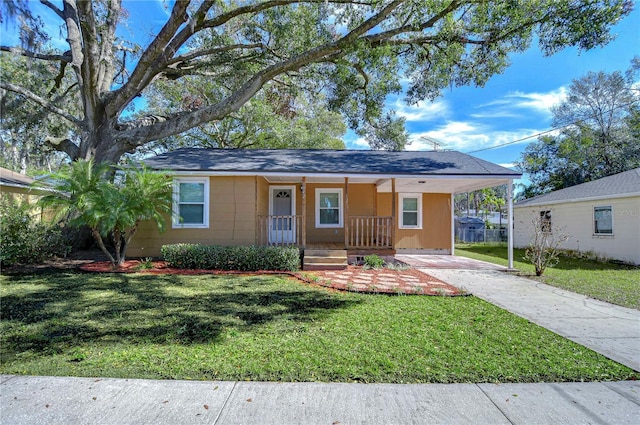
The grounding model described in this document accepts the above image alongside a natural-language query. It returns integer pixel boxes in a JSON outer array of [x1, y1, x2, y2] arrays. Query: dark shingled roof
[[143, 148, 520, 177], [0, 167, 37, 189], [515, 168, 640, 207]]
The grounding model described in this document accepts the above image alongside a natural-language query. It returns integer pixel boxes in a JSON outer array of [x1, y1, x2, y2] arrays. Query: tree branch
[[0, 81, 83, 127], [167, 43, 266, 66], [39, 0, 65, 20], [113, 0, 405, 144], [45, 136, 79, 158], [0, 46, 71, 62], [109, 0, 190, 116], [97, 0, 122, 94]]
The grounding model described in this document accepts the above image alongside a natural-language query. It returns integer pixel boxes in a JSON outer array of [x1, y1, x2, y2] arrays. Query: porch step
[[303, 249, 348, 271]]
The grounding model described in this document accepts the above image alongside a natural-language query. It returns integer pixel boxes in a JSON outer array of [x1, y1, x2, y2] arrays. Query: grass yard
[[1, 271, 637, 383], [455, 243, 640, 310]]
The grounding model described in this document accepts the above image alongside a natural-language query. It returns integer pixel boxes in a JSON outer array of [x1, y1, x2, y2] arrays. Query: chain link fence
[[456, 228, 508, 243]]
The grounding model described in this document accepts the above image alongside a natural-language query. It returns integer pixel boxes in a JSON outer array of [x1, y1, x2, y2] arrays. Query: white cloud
[[393, 99, 449, 122], [472, 87, 568, 121], [407, 122, 541, 152], [345, 136, 369, 150], [470, 111, 522, 119], [504, 88, 567, 114]]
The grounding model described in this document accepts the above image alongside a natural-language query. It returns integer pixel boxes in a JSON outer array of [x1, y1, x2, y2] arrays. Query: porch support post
[[391, 178, 396, 249], [507, 179, 514, 269], [451, 193, 455, 256], [344, 177, 349, 249], [255, 176, 259, 245], [301, 177, 307, 249]]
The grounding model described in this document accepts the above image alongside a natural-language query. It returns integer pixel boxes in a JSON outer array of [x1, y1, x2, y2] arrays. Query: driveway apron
[[396, 255, 640, 372]]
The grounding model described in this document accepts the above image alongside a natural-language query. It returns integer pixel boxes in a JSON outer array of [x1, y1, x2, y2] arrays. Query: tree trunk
[[91, 228, 116, 267]]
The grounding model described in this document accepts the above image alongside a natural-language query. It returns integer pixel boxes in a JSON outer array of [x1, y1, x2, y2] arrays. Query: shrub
[[0, 198, 70, 267], [363, 254, 385, 269], [523, 210, 570, 276], [161, 244, 301, 271]]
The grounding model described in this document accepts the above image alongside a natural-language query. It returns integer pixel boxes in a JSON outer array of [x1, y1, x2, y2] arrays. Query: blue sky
[[6, 1, 640, 180], [356, 7, 640, 174]]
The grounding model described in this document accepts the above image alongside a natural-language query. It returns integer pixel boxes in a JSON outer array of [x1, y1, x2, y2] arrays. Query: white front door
[[269, 186, 296, 244]]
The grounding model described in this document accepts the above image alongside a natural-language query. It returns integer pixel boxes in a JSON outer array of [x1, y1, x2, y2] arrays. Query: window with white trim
[[399, 193, 422, 229], [315, 188, 343, 227], [594, 206, 613, 235], [173, 178, 209, 228], [540, 210, 551, 233]]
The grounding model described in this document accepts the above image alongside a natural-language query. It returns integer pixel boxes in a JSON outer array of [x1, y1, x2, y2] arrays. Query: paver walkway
[[298, 266, 463, 295]]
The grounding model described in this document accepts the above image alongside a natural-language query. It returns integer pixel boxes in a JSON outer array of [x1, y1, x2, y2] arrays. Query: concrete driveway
[[397, 255, 640, 372]]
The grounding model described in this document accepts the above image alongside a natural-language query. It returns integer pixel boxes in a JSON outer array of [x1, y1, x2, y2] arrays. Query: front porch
[[256, 215, 394, 250]]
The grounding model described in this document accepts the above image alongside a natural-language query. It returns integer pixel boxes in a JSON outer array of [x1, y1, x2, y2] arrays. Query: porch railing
[[257, 215, 303, 246], [347, 216, 393, 249], [258, 215, 393, 249]]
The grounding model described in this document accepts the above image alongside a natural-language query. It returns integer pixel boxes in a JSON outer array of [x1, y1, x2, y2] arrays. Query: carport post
[[507, 180, 514, 269]]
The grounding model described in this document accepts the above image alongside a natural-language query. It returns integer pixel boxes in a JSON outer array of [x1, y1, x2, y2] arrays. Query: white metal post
[[451, 193, 455, 256], [507, 180, 514, 270]]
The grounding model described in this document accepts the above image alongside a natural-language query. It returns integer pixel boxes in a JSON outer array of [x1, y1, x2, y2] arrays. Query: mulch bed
[[4, 253, 464, 297]]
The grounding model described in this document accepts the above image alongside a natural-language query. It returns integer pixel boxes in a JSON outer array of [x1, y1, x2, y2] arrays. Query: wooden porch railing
[[258, 215, 393, 249], [257, 215, 303, 246], [347, 216, 393, 249]]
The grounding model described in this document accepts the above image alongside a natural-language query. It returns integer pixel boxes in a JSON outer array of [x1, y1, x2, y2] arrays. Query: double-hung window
[[540, 210, 552, 233], [399, 193, 422, 229], [594, 206, 613, 235], [316, 188, 343, 227], [173, 178, 209, 228]]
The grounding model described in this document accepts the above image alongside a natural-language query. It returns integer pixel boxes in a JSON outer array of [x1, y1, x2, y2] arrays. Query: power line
[[466, 99, 639, 154]]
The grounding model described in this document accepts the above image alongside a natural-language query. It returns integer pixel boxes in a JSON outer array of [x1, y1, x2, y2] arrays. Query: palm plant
[[39, 159, 173, 267]]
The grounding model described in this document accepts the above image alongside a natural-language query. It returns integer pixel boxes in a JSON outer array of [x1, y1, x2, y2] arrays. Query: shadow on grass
[[1, 271, 360, 360]]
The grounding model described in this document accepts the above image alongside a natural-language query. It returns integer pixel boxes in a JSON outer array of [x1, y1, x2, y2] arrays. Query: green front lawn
[[455, 243, 640, 310], [1, 272, 637, 383]]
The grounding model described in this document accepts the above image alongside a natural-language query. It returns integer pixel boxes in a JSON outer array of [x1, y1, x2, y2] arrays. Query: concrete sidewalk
[[1, 375, 639, 425], [410, 262, 640, 372]]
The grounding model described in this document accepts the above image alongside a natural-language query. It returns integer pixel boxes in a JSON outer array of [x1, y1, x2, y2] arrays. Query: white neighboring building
[[513, 168, 640, 265]]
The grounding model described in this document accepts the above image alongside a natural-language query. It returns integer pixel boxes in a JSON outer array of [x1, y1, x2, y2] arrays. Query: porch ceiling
[[264, 175, 510, 194]]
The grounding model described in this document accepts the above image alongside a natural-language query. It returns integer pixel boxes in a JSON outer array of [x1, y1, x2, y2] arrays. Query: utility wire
[[466, 98, 639, 154]]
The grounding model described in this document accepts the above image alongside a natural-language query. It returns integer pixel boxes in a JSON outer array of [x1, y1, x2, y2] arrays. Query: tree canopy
[[0, 0, 632, 165], [140, 81, 347, 155], [517, 61, 640, 196]]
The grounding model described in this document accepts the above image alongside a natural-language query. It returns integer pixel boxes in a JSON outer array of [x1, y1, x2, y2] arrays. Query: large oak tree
[[0, 0, 632, 164]]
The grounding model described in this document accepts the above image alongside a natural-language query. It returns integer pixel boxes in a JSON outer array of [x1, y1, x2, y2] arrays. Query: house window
[[594, 206, 613, 234], [539, 210, 551, 233], [173, 178, 209, 228], [399, 193, 422, 229], [316, 188, 343, 227]]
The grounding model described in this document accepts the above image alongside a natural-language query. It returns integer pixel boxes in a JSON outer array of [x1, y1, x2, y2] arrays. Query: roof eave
[[514, 191, 640, 208], [166, 170, 521, 179]]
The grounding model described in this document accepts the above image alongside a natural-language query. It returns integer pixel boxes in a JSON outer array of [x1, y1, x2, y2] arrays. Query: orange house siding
[[129, 176, 453, 257], [128, 176, 257, 257], [377, 192, 451, 250]]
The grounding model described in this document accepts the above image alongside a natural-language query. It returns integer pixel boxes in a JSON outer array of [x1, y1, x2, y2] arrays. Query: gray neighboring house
[[513, 168, 640, 265]]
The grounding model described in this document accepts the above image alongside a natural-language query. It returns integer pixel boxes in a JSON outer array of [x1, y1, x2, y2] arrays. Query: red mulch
[[78, 260, 287, 276], [17, 256, 464, 297]]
